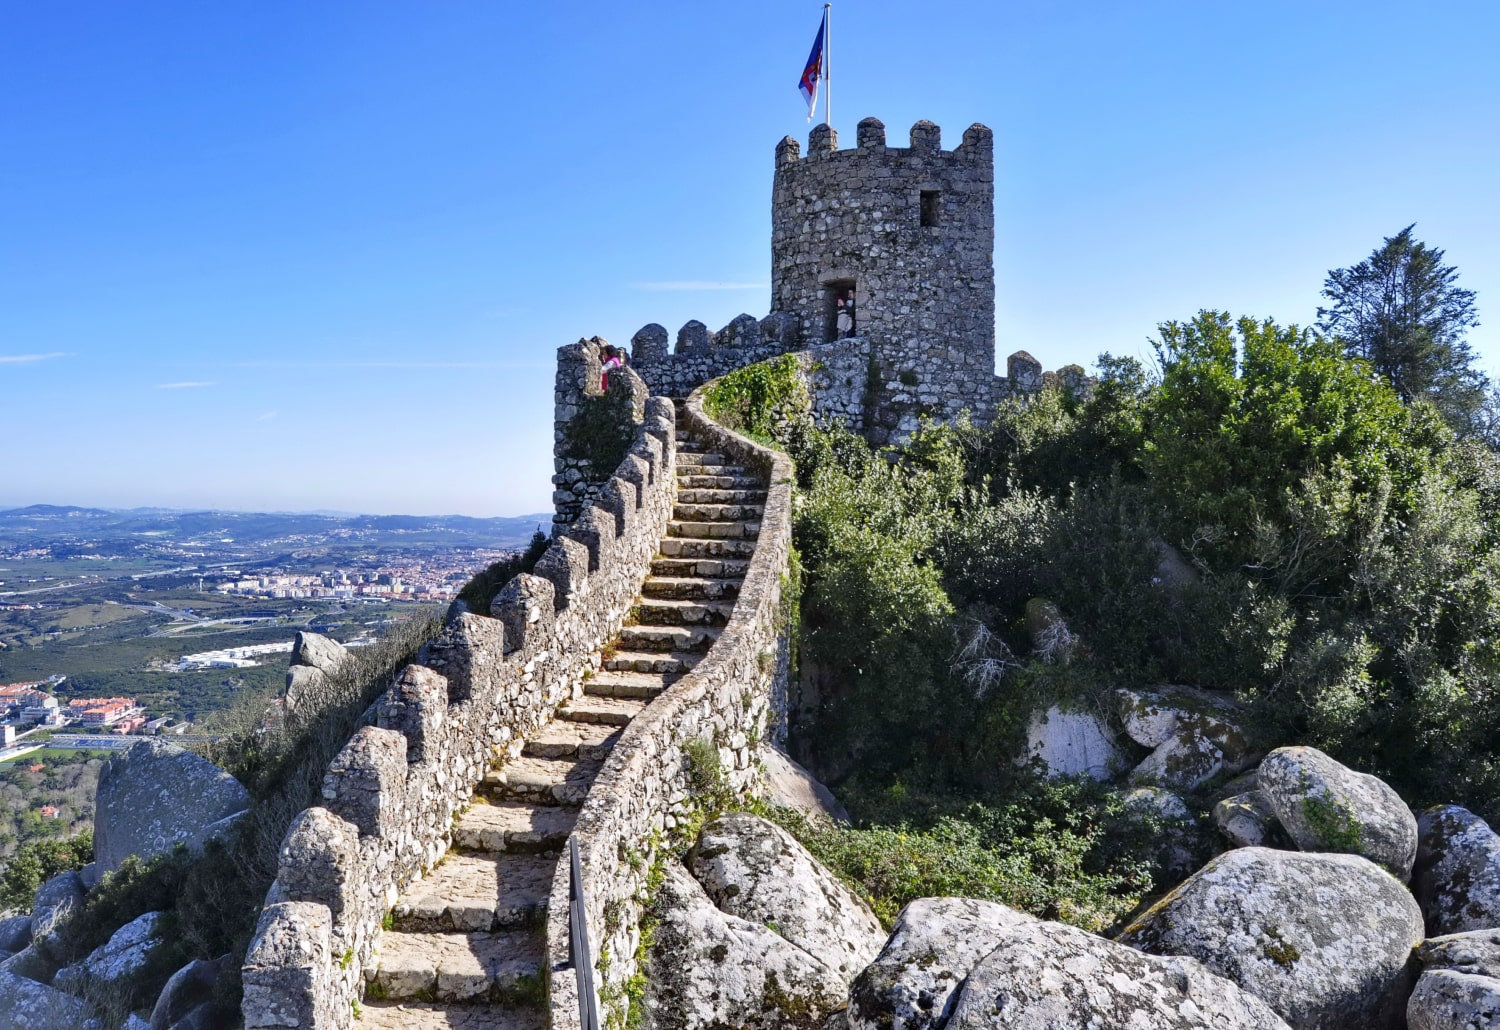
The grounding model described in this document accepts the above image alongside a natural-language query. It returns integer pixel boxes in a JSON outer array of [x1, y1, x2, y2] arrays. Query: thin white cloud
[[257, 410, 279, 421], [229, 360, 544, 370], [0, 352, 68, 365], [155, 381, 216, 389], [630, 281, 767, 291]]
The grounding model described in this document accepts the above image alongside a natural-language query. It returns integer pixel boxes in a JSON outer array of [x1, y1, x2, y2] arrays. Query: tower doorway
[[823, 278, 857, 343]]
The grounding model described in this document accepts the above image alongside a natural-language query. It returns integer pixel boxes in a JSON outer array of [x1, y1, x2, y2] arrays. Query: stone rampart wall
[[241, 370, 678, 1030], [553, 341, 650, 530], [623, 311, 802, 401], [545, 387, 795, 1030]]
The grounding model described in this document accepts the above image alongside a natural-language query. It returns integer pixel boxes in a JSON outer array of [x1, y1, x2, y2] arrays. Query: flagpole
[[823, 3, 832, 128]]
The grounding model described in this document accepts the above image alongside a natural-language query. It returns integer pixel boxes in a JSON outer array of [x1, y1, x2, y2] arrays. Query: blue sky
[[3, 1, 1497, 516]]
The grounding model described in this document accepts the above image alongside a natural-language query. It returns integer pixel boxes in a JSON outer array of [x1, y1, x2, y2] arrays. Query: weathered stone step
[[674, 461, 746, 477], [558, 694, 649, 726], [677, 488, 767, 504], [524, 720, 621, 760], [657, 536, 757, 559], [359, 1000, 546, 1030], [616, 624, 720, 653], [675, 451, 728, 466], [602, 648, 703, 674], [641, 575, 742, 601], [584, 669, 673, 699], [371, 928, 543, 1002], [483, 756, 601, 805], [453, 800, 578, 853], [651, 556, 750, 579], [635, 597, 733, 626], [392, 852, 555, 932], [666, 520, 761, 540], [673, 502, 765, 522], [679, 474, 763, 490]]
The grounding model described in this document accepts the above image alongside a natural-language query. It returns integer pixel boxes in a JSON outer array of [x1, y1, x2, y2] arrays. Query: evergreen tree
[[1317, 225, 1484, 433]]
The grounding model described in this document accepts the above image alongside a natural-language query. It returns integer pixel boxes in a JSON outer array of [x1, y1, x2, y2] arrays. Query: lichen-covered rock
[[1418, 928, 1500, 978], [289, 631, 349, 675], [0, 944, 59, 984], [1021, 706, 1124, 781], [1413, 805, 1500, 935], [1407, 969, 1500, 1030], [1119, 847, 1423, 1030], [846, 896, 1034, 1030], [151, 954, 231, 1030], [54, 911, 164, 1002], [0, 968, 95, 1027], [644, 860, 847, 1030], [1121, 787, 1203, 878], [29, 870, 85, 960], [1216, 791, 1285, 849], [1119, 686, 1252, 792], [1258, 746, 1418, 880], [0, 915, 31, 953], [688, 813, 883, 983], [757, 747, 849, 824], [946, 919, 1291, 1030], [93, 739, 250, 875]]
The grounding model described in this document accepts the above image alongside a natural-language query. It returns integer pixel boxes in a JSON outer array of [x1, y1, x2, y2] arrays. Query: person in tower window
[[836, 291, 856, 339], [601, 345, 624, 390]]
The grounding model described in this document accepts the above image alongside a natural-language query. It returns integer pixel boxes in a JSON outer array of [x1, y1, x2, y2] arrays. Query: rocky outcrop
[[1021, 706, 1123, 781], [1257, 746, 1418, 880], [757, 747, 849, 824], [1215, 791, 1283, 849], [0, 968, 95, 1028], [290, 631, 350, 675], [152, 955, 232, 1030], [688, 814, 883, 984], [0, 944, 59, 984], [1417, 928, 1500, 977], [93, 740, 250, 875], [0, 915, 33, 953], [1407, 970, 1500, 1030], [644, 860, 847, 1030], [54, 911, 164, 1003], [1118, 685, 1253, 792], [1119, 847, 1424, 1030], [1413, 805, 1500, 935], [846, 896, 1034, 1030], [28, 870, 85, 961], [946, 919, 1291, 1030], [1120, 786, 1203, 878]]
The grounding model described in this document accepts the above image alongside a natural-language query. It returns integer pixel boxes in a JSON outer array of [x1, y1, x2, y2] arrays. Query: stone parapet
[[240, 401, 678, 1030], [546, 383, 795, 1030], [626, 313, 804, 400]]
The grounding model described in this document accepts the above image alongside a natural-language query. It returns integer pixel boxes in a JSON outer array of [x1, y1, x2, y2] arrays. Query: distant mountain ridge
[[0, 505, 551, 551]]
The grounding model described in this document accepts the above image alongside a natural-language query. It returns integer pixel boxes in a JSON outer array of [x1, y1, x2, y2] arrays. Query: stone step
[[657, 536, 758, 560], [358, 1000, 546, 1030], [558, 694, 649, 727], [453, 801, 578, 853], [679, 474, 764, 490], [602, 648, 703, 674], [651, 556, 751, 579], [667, 520, 760, 540], [584, 670, 674, 700], [641, 575, 742, 602], [616, 624, 720, 653], [392, 852, 555, 932], [677, 488, 768, 505], [675, 462, 746, 477], [635, 597, 734, 627], [371, 928, 543, 1003], [483, 756, 601, 806], [523, 720, 621, 761], [673, 502, 765, 522], [675, 451, 728, 465]]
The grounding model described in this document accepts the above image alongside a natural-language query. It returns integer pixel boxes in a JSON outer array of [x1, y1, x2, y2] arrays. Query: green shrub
[[0, 832, 92, 914]]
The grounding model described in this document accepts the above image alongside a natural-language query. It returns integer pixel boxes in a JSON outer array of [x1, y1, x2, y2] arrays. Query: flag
[[798, 14, 825, 121]]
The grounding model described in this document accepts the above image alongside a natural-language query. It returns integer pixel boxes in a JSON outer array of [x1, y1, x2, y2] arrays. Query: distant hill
[[0, 506, 551, 551]]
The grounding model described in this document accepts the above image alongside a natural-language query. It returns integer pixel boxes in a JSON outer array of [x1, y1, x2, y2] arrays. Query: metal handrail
[[569, 834, 601, 1030]]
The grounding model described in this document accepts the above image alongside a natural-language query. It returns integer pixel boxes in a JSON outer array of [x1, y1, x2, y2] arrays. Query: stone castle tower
[[771, 117, 1001, 428]]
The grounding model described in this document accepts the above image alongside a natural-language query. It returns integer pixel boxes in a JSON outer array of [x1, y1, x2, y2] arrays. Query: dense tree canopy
[[1317, 225, 1484, 433]]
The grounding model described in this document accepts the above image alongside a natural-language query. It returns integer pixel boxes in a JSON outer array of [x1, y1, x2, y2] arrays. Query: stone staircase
[[359, 430, 766, 1029]]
